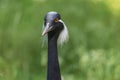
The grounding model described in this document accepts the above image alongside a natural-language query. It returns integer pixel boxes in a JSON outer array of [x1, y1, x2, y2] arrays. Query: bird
[[42, 11, 69, 80]]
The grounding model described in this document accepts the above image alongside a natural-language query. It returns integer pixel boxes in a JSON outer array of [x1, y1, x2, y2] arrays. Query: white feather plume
[[42, 24, 48, 47], [58, 20, 69, 45]]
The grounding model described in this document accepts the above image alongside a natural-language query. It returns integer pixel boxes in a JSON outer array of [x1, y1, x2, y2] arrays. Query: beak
[[42, 23, 52, 36]]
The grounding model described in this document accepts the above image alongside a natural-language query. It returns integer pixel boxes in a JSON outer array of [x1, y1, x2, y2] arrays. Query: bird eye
[[54, 18, 59, 23]]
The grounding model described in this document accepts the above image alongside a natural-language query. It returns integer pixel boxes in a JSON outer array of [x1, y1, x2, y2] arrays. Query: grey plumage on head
[[42, 11, 69, 45]]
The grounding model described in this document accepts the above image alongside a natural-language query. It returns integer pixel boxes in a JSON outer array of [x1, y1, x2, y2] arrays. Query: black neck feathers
[[47, 31, 62, 80]]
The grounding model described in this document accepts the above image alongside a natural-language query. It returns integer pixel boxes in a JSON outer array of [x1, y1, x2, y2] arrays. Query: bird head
[[42, 11, 69, 45]]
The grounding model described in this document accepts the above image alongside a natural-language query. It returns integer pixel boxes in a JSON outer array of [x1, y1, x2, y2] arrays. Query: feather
[[42, 24, 48, 47], [58, 20, 69, 45]]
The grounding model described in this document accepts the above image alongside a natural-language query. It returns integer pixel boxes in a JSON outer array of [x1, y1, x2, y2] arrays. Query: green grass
[[0, 0, 120, 80]]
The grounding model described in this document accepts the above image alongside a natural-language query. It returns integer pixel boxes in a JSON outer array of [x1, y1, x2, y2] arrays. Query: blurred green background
[[0, 0, 120, 80]]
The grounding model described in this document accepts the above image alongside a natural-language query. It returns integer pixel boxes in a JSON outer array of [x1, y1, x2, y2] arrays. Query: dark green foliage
[[0, 0, 120, 80]]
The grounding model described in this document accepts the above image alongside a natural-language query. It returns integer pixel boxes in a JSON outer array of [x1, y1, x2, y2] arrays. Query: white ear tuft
[[42, 24, 48, 47], [58, 20, 69, 45]]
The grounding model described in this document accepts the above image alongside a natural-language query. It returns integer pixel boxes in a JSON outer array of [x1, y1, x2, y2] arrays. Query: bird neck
[[47, 33, 61, 80]]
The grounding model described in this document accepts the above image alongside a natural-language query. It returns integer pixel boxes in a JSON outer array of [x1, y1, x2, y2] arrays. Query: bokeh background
[[0, 0, 120, 80]]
